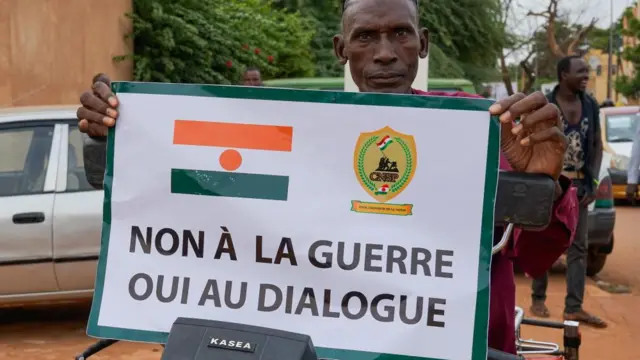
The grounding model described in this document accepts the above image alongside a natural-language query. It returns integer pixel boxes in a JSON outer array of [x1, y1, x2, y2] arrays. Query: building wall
[[586, 49, 620, 104], [0, 0, 133, 107], [614, 2, 640, 105]]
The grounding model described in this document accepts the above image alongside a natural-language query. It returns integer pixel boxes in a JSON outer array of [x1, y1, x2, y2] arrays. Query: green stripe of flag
[[171, 168, 289, 201]]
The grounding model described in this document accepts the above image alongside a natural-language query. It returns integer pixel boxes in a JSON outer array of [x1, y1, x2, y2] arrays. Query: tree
[[428, 45, 466, 79], [530, 20, 584, 81], [498, 0, 544, 96], [498, 0, 522, 96], [116, 0, 315, 84], [522, 0, 598, 93], [498, 0, 599, 95], [616, 7, 640, 98], [420, 0, 506, 83], [271, 0, 343, 77], [274, 0, 506, 82], [588, 28, 609, 51], [123, 0, 508, 84], [527, 0, 597, 58]]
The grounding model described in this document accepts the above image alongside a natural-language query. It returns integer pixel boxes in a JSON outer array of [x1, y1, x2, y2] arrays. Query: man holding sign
[[76, 0, 577, 355]]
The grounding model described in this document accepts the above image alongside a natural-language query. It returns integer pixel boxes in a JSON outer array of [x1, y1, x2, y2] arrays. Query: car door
[[52, 122, 103, 291], [0, 121, 61, 296]]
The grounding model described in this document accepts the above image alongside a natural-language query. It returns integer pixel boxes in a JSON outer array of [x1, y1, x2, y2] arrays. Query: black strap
[[564, 335, 581, 349]]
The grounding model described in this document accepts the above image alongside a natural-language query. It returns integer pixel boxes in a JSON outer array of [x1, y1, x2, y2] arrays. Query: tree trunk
[[528, 0, 597, 59], [520, 60, 536, 94], [499, 51, 515, 96], [546, 19, 566, 58]]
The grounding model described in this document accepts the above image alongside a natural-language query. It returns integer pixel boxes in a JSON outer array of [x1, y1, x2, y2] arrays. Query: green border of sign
[[87, 82, 499, 360]]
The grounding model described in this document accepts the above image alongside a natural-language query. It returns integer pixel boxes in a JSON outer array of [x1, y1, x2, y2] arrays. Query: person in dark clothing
[[530, 55, 607, 328]]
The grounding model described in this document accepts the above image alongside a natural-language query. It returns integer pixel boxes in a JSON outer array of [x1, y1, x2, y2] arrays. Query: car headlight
[[610, 154, 630, 170]]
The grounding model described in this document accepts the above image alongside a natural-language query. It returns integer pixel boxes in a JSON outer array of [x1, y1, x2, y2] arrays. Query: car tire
[[586, 249, 608, 277]]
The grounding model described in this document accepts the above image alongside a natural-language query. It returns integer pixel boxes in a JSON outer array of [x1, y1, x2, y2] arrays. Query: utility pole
[[607, 0, 614, 100], [534, 42, 539, 84]]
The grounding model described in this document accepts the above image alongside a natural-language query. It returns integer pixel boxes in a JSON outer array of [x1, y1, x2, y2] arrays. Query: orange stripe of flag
[[173, 120, 293, 152]]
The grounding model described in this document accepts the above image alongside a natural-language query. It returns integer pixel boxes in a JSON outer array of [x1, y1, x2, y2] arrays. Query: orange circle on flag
[[219, 149, 242, 171]]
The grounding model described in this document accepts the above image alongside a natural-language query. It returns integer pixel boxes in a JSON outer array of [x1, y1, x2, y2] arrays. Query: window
[[66, 125, 97, 191], [0, 125, 54, 197], [606, 114, 639, 142]]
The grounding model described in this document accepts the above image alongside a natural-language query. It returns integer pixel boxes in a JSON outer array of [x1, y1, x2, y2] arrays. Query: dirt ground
[[0, 208, 638, 360], [515, 206, 640, 359]]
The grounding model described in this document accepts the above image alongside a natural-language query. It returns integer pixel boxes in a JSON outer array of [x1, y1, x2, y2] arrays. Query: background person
[[530, 55, 606, 329], [243, 67, 263, 86]]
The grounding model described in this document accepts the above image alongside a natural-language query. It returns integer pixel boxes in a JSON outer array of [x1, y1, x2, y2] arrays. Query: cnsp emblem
[[352, 126, 416, 216]]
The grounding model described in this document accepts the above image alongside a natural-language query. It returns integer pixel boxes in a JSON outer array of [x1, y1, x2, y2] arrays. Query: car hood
[[609, 142, 633, 156]]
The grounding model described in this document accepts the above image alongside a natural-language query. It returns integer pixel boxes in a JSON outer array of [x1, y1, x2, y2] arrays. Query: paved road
[[1, 208, 639, 359]]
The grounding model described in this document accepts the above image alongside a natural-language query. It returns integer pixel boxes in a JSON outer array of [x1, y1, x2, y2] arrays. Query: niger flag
[[171, 120, 293, 201]]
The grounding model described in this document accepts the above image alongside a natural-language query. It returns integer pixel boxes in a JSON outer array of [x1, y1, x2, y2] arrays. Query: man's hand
[[626, 183, 638, 204], [76, 74, 119, 137], [489, 92, 567, 181]]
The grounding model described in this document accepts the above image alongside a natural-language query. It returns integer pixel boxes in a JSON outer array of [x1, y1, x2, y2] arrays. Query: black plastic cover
[[161, 318, 319, 360], [494, 171, 556, 230]]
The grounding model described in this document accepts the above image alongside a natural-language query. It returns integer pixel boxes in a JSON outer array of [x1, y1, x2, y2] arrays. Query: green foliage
[[120, 0, 506, 84], [428, 45, 465, 78], [272, 0, 343, 77], [272, 0, 504, 82], [616, 7, 640, 98], [587, 26, 623, 52], [420, 0, 505, 83], [117, 0, 315, 84]]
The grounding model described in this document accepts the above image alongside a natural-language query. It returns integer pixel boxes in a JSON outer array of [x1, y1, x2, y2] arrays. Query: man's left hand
[[489, 92, 567, 181]]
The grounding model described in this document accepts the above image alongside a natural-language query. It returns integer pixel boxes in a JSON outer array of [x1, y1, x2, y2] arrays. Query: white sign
[[88, 82, 499, 360]]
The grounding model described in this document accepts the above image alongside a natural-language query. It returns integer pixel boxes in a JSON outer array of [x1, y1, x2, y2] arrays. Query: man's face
[[243, 70, 263, 86], [563, 58, 589, 92], [333, 0, 429, 94]]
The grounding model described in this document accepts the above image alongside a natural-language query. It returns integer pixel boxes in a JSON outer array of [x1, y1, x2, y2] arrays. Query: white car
[[0, 105, 102, 306], [586, 151, 616, 276], [601, 106, 639, 200]]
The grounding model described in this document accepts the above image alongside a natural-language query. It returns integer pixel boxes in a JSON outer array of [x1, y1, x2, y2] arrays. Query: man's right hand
[[77, 73, 119, 137]]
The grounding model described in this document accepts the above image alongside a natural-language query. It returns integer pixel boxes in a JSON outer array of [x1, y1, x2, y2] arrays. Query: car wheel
[[586, 248, 608, 277]]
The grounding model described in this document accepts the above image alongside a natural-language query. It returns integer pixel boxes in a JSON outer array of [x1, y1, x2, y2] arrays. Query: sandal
[[564, 310, 608, 328], [530, 300, 550, 318]]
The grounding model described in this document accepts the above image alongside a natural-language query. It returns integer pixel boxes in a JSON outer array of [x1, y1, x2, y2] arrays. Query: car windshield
[[606, 113, 639, 142]]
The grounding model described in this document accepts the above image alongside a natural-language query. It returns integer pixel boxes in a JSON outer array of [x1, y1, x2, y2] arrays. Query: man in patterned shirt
[[531, 55, 607, 328]]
